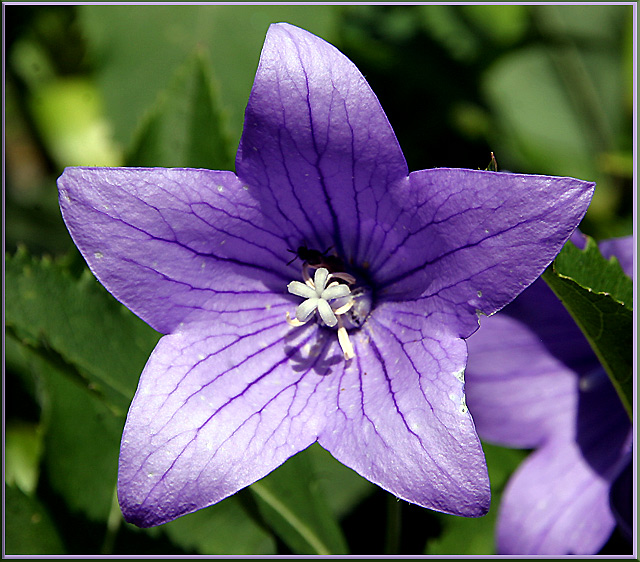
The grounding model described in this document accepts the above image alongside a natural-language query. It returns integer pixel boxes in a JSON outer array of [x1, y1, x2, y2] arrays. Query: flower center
[[286, 256, 371, 360]]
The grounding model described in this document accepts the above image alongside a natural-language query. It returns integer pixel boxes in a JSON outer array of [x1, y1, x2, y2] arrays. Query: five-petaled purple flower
[[57, 23, 594, 527], [465, 233, 633, 554]]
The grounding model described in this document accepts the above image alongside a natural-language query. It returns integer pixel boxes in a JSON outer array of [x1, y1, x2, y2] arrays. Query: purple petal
[[574, 367, 631, 477], [466, 276, 632, 452], [118, 308, 334, 527], [497, 439, 616, 554], [465, 279, 594, 447], [319, 302, 490, 517], [609, 453, 632, 541], [571, 233, 633, 279], [599, 235, 634, 279], [58, 167, 292, 334], [465, 313, 577, 447], [374, 169, 594, 336], [236, 23, 408, 260]]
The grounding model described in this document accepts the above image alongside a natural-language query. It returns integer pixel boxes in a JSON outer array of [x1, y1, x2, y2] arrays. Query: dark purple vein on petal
[[378, 216, 537, 292], [138, 326, 332, 511], [365, 321, 459, 485]]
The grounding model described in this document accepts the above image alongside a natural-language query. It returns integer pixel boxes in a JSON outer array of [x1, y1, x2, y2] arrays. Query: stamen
[[302, 263, 313, 286], [330, 271, 356, 285], [333, 300, 354, 316], [286, 312, 306, 327], [337, 317, 355, 360]]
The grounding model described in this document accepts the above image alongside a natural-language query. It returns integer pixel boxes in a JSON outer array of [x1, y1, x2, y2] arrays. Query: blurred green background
[[4, 4, 634, 555]]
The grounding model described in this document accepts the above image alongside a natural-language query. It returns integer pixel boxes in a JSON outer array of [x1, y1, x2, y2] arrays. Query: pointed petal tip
[[118, 483, 201, 528]]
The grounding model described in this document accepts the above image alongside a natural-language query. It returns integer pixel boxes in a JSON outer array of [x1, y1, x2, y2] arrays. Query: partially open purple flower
[[465, 233, 633, 554], [57, 23, 594, 528]]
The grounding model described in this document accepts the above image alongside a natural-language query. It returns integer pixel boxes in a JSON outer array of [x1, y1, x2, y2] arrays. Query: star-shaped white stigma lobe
[[287, 267, 351, 327]]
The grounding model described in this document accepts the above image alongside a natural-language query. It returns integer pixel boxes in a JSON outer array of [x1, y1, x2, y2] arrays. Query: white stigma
[[287, 267, 351, 327], [287, 267, 357, 360]]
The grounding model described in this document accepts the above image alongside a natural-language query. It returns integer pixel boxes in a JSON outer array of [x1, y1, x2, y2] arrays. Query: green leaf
[[156, 498, 276, 555], [79, 5, 337, 150], [5, 248, 161, 414], [28, 77, 123, 167], [248, 448, 349, 554], [306, 443, 375, 520], [39, 355, 125, 523], [5, 421, 44, 495], [22, 345, 276, 554], [542, 236, 633, 418], [425, 443, 527, 555], [553, 236, 633, 309], [482, 5, 632, 226], [5, 484, 66, 555], [127, 49, 233, 170]]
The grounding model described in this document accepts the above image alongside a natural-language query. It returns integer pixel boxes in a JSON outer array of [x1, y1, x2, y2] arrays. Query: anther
[[337, 317, 355, 360]]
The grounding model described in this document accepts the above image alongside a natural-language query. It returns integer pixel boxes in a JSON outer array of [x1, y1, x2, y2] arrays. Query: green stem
[[100, 484, 122, 555], [384, 495, 402, 554]]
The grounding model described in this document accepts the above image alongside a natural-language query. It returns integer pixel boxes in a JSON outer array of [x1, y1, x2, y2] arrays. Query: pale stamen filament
[[285, 312, 306, 327], [337, 316, 355, 360], [332, 299, 354, 316]]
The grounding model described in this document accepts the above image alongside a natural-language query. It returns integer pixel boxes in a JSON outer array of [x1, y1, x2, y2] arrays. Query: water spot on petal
[[217, 185, 224, 193], [265, 303, 272, 310], [94, 251, 103, 259], [242, 185, 249, 191], [459, 395, 468, 414], [453, 369, 465, 383], [477, 290, 482, 298]]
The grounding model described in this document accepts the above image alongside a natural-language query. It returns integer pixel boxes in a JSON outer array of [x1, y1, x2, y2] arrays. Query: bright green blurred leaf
[[29, 78, 122, 167], [79, 4, 337, 150], [483, 46, 596, 179], [425, 443, 527, 555], [249, 448, 349, 554], [5, 484, 66, 555], [460, 4, 528, 45], [542, 236, 632, 418], [127, 49, 232, 170], [5, 421, 44, 495], [5, 248, 161, 414]]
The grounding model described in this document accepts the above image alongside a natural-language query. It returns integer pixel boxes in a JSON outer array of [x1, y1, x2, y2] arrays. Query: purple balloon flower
[[465, 233, 633, 554], [57, 23, 594, 528]]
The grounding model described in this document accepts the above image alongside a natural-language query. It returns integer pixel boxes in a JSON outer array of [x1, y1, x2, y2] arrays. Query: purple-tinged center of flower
[[286, 255, 373, 360]]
